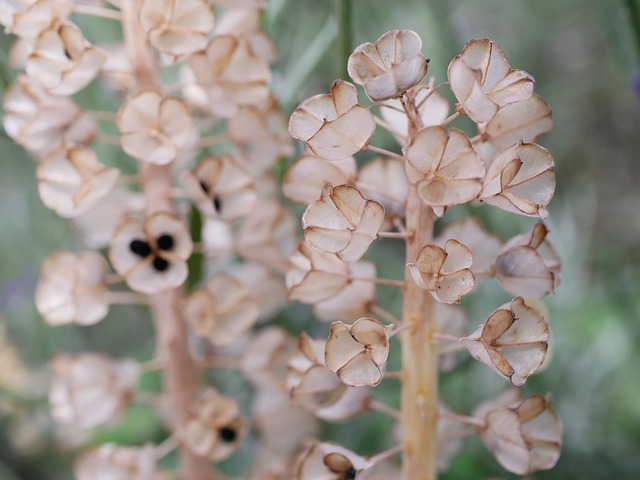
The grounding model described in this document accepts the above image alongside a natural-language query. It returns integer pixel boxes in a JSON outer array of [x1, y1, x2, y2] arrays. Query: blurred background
[[1, 0, 639, 479]]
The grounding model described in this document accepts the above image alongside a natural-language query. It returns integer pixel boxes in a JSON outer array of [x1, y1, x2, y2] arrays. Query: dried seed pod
[[188, 35, 270, 118], [294, 442, 373, 480], [286, 333, 369, 420], [25, 22, 106, 95], [35, 250, 109, 326], [140, 0, 214, 58], [404, 126, 485, 208], [181, 389, 247, 462], [325, 317, 390, 387], [434, 217, 502, 280], [74, 443, 157, 480], [109, 212, 193, 294], [182, 154, 257, 221], [184, 274, 259, 347], [49, 353, 140, 428], [3, 76, 95, 158], [215, 6, 278, 63], [494, 222, 560, 298], [289, 80, 375, 161], [0, 0, 73, 39], [286, 240, 351, 304], [36, 145, 120, 218], [462, 297, 549, 385], [480, 394, 562, 475], [302, 185, 385, 263], [117, 90, 192, 165], [408, 239, 475, 304], [480, 141, 555, 218], [482, 94, 552, 149], [348, 29, 428, 102], [448, 38, 534, 123], [284, 155, 357, 205]]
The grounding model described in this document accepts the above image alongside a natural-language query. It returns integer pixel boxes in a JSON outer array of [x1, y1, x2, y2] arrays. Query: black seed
[[344, 468, 357, 480], [219, 427, 237, 442], [130, 239, 151, 257], [156, 234, 174, 251], [153, 257, 170, 272], [199, 180, 209, 193], [213, 195, 222, 212]]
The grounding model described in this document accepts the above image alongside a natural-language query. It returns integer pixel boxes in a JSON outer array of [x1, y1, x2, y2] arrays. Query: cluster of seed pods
[[1, 1, 562, 478], [285, 30, 562, 479]]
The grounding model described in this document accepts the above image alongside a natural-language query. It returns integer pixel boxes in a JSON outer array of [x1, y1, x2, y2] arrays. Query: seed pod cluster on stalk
[[286, 30, 562, 479], [0, 0, 321, 478]]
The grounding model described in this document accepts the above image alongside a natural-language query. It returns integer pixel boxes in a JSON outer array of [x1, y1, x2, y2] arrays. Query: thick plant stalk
[[401, 185, 438, 480], [121, 1, 213, 478]]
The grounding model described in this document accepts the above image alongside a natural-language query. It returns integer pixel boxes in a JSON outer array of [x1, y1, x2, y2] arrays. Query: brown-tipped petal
[[290, 364, 346, 411]]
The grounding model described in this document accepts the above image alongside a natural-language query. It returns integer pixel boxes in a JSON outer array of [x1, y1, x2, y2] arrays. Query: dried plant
[[1, 1, 562, 478], [285, 31, 562, 479]]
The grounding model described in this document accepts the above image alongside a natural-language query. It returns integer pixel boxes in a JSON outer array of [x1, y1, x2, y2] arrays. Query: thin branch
[[393, 217, 406, 233], [440, 411, 485, 428], [438, 343, 467, 356], [368, 444, 404, 465], [350, 276, 405, 289], [368, 399, 402, 421], [378, 231, 409, 239], [192, 135, 230, 150], [432, 332, 461, 343], [95, 133, 121, 146], [106, 291, 150, 305], [74, 4, 122, 20], [370, 303, 401, 325], [87, 110, 118, 122], [363, 144, 405, 162], [118, 175, 141, 185], [389, 322, 412, 338], [155, 435, 179, 460], [384, 370, 403, 379], [440, 111, 461, 127]]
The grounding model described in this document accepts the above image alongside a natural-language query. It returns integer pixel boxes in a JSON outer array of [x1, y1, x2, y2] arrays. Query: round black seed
[[213, 195, 222, 213], [199, 180, 209, 193], [219, 427, 237, 442], [130, 239, 151, 257], [156, 234, 174, 251], [344, 468, 356, 480], [153, 257, 170, 272]]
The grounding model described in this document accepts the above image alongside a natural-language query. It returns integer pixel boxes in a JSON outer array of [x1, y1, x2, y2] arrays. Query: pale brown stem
[[368, 399, 402, 421], [440, 412, 485, 428], [378, 231, 409, 239], [364, 144, 405, 161], [369, 303, 401, 325], [368, 444, 404, 465], [350, 276, 405, 288], [401, 184, 438, 480], [121, 2, 214, 478]]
